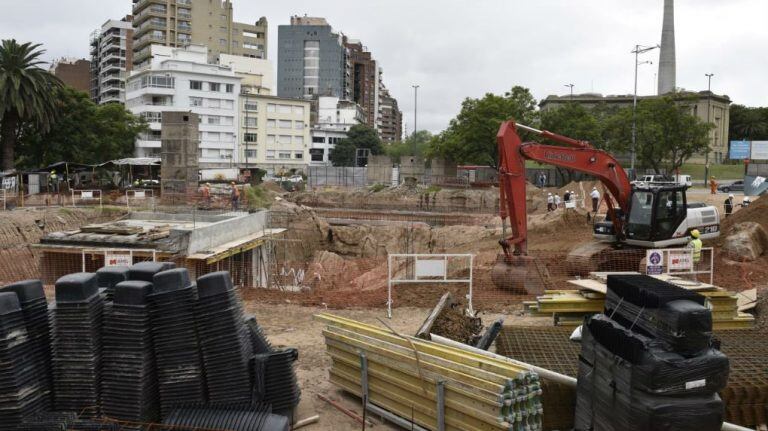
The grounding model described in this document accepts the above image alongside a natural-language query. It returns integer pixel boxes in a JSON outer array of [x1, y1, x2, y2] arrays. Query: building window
[[244, 117, 257, 127], [294, 152, 304, 160], [209, 82, 221, 92], [140, 112, 162, 123], [266, 150, 276, 159], [278, 105, 292, 114], [244, 133, 258, 142], [190, 80, 203, 90], [312, 136, 325, 144], [278, 135, 292, 145], [279, 120, 292, 129], [243, 43, 262, 50], [293, 106, 305, 115], [190, 96, 203, 106], [278, 152, 291, 160], [208, 99, 221, 109], [295, 120, 304, 130], [205, 132, 221, 141], [267, 103, 276, 113], [225, 84, 234, 93], [245, 149, 257, 159], [310, 148, 324, 161], [266, 119, 276, 128], [266, 135, 276, 144], [294, 136, 304, 145], [245, 102, 258, 111], [243, 31, 260, 38], [207, 116, 221, 125]]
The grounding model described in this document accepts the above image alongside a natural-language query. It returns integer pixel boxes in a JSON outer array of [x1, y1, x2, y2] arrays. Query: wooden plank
[[567, 279, 607, 295], [416, 291, 454, 340], [737, 288, 757, 312]]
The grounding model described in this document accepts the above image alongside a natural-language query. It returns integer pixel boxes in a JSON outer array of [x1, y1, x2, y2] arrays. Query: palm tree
[[0, 40, 62, 171]]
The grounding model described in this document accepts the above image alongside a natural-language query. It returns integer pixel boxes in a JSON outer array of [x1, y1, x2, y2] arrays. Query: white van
[[633, 174, 692, 187]]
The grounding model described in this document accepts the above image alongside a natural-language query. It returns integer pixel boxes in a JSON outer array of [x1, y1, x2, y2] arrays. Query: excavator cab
[[593, 185, 692, 245]]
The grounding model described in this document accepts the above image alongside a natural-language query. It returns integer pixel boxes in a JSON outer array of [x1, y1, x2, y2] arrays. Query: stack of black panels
[[0, 280, 53, 411], [13, 411, 78, 431], [128, 262, 176, 283], [162, 405, 290, 431], [51, 273, 104, 417], [245, 315, 274, 354], [148, 268, 206, 418], [0, 292, 46, 428], [604, 274, 712, 354], [95, 267, 130, 301], [194, 271, 253, 405], [101, 280, 159, 423], [252, 348, 301, 415]]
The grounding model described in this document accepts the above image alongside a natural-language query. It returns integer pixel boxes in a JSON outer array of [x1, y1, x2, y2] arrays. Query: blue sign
[[729, 140, 751, 160]]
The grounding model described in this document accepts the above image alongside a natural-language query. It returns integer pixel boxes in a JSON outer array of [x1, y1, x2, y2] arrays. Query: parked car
[[632, 174, 692, 187], [717, 180, 744, 193]]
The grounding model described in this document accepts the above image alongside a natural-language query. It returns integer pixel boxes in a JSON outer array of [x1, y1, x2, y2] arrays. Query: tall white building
[[309, 96, 365, 165], [90, 16, 133, 104], [126, 45, 241, 167]]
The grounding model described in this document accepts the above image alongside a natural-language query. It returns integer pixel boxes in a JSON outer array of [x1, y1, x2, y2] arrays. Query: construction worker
[[724, 193, 734, 217], [230, 181, 240, 211], [201, 183, 211, 207], [709, 176, 717, 195], [687, 229, 702, 264], [554, 193, 561, 209], [742, 196, 752, 208], [546, 193, 554, 212], [590, 187, 600, 212], [538, 172, 547, 188], [563, 190, 571, 202], [49, 170, 58, 193]]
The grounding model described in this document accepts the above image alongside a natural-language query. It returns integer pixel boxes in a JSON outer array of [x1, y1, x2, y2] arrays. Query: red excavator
[[492, 120, 720, 292]]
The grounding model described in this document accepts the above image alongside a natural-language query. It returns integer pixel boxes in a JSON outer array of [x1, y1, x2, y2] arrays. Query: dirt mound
[[430, 303, 483, 344], [719, 196, 768, 239]]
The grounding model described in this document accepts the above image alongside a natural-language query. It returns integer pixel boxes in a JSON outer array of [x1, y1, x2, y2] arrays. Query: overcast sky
[[1, 0, 765, 133]]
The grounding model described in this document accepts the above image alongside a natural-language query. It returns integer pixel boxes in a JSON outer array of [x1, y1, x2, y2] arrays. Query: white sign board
[[565, 201, 576, 209], [415, 259, 446, 278], [2, 177, 16, 190], [81, 191, 94, 199], [751, 141, 768, 160], [668, 250, 693, 270], [134, 191, 146, 199], [105, 253, 132, 267], [646, 249, 664, 275], [752, 176, 766, 189]]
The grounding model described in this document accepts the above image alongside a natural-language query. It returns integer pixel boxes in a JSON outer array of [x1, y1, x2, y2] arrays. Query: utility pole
[[412, 84, 419, 156], [631, 44, 659, 178], [704, 73, 714, 186], [565, 84, 574, 100]]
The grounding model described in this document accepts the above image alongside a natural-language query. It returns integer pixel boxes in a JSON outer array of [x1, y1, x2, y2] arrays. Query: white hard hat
[[592, 187, 597, 190], [729, 193, 734, 198], [548, 193, 552, 196]]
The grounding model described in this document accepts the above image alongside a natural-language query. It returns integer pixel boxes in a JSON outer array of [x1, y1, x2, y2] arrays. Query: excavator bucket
[[490, 254, 543, 295]]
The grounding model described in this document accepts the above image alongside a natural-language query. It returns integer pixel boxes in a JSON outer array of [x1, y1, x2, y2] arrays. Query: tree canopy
[[384, 130, 432, 162], [329, 124, 383, 166], [602, 95, 712, 173], [539, 103, 604, 148], [15, 86, 146, 169], [428, 86, 538, 166], [0, 39, 62, 170], [729, 104, 768, 141]]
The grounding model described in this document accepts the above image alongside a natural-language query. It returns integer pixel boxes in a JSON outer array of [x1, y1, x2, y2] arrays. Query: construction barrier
[[125, 188, 155, 210], [71, 190, 103, 208]]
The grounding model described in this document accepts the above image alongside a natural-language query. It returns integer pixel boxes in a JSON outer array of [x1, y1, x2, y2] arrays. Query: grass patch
[[369, 183, 387, 193], [243, 185, 272, 209], [426, 185, 442, 193], [677, 163, 745, 180]]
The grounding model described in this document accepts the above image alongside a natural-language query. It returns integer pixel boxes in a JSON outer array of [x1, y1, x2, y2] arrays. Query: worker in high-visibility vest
[[687, 229, 702, 264]]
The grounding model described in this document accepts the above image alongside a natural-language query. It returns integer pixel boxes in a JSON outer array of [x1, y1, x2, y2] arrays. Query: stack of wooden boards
[[523, 272, 755, 329], [315, 313, 543, 431]]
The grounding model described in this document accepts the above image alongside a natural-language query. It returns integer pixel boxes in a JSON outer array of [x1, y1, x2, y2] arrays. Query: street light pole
[[631, 44, 659, 178], [704, 73, 714, 185], [412, 84, 419, 156], [565, 84, 574, 100]]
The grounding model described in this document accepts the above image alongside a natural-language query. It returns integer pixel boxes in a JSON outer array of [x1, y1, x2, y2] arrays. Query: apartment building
[[310, 96, 365, 165], [239, 92, 311, 171], [378, 83, 403, 143], [50, 58, 91, 94], [278, 16, 402, 142], [277, 16, 347, 100], [131, 0, 267, 68], [90, 16, 133, 104], [125, 45, 241, 167]]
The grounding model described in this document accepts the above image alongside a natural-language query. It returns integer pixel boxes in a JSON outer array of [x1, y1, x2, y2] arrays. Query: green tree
[[603, 94, 712, 173], [329, 124, 382, 166], [0, 39, 62, 170], [539, 103, 603, 147], [16, 86, 145, 168], [428, 86, 538, 166], [729, 104, 768, 141], [384, 130, 432, 162]]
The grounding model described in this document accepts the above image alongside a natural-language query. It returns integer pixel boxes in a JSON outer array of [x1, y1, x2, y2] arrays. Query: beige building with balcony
[[539, 91, 731, 164], [131, 0, 267, 68]]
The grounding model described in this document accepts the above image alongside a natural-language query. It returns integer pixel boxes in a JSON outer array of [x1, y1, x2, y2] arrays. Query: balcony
[[101, 62, 126, 74], [100, 93, 124, 104], [132, 0, 164, 14], [100, 52, 125, 65], [177, 11, 192, 20], [134, 33, 166, 50], [100, 71, 125, 84], [177, 23, 192, 33], [134, 18, 167, 37], [134, 5, 168, 25]]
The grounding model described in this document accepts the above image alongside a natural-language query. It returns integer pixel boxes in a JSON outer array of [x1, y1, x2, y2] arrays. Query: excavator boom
[[497, 120, 632, 260]]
